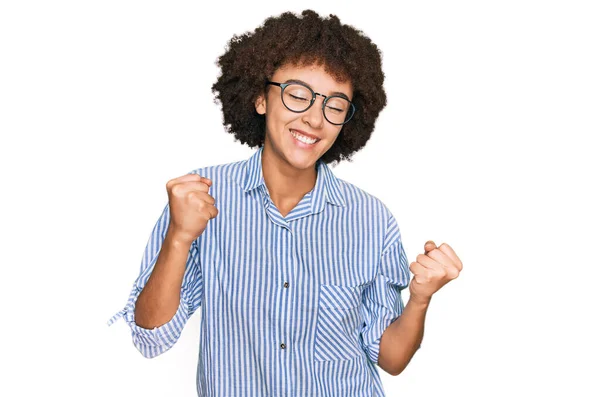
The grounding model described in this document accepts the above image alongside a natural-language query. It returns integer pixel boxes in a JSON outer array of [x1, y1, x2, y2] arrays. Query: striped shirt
[[108, 145, 410, 397]]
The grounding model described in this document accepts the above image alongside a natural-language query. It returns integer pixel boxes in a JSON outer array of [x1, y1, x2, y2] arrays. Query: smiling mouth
[[289, 129, 320, 145]]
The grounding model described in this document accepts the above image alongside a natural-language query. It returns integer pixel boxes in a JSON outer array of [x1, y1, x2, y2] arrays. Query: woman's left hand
[[408, 241, 463, 304]]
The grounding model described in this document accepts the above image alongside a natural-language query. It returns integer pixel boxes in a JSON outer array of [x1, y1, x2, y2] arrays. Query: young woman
[[109, 9, 463, 397]]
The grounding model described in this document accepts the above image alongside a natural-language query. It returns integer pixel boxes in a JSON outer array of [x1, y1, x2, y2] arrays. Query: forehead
[[271, 63, 353, 97]]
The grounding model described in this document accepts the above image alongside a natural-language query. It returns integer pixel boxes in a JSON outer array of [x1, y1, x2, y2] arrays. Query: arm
[[108, 172, 217, 358], [134, 229, 194, 329], [359, 213, 412, 372], [107, 203, 204, 359], [378, 296, 430, 376], [378, 240, 463, 376]]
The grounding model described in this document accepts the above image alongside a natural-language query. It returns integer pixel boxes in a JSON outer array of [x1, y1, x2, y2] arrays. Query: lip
[[289, 129, 320, 149], [290, 129, 321, 141]]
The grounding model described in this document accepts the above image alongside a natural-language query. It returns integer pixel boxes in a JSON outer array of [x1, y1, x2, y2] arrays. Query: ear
[[255, 94, 266, 115]]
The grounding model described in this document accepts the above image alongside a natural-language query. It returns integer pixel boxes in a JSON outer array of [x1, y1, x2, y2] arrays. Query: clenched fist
[[408, 241, 463, 304], [166, 173, 219, 245]]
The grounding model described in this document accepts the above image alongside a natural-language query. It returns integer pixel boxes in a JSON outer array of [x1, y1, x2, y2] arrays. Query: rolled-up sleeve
[[107, 202, 203, 359], [360, 213, 411, 365]]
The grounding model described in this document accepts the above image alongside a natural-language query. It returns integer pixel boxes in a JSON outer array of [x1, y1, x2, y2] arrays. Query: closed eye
[[290, 94, 309, 101]]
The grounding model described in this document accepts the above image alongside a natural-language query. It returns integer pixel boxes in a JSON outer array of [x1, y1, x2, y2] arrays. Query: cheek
[[327, 127, 343, 141], [267, 108, 301, 129]]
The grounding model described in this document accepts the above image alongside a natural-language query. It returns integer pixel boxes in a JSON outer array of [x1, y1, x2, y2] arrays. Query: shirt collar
[[231, 146, 346, 208]]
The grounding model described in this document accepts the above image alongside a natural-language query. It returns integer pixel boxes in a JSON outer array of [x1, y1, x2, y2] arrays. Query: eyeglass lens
[[282, 84, 352, 124]]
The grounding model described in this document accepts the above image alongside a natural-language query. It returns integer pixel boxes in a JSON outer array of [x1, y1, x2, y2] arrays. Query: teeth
[[290, 130, 318, 144]]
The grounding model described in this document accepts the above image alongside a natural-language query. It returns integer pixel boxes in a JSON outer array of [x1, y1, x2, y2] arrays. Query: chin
[[289, 157, 317, 170], [284, 150, 320, 170]]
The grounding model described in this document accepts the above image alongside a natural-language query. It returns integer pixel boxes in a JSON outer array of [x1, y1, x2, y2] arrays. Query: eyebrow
[[284, 79, 351, 101]]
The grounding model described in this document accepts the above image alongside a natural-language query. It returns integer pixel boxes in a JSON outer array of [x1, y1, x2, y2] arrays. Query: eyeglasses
[[266, 81, 355, 125]]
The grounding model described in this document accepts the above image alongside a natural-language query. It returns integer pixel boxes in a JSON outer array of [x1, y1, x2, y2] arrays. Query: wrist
[[165, 229, 195, 248], [408, 295, 431, 308]]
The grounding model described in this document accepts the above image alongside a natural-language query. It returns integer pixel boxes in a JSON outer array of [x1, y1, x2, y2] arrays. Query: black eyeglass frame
[[266, 81, 356, 126]]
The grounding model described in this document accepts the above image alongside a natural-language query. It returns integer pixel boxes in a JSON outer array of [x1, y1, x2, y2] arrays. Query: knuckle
[[186, 190, 198, 201], [167, 178, 180, 190], [449, 269, 460, 279], [171, 184, 184, 196], [197, 198, 207, 208]]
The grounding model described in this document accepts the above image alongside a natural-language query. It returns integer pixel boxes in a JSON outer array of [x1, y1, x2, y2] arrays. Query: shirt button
[[283, 282, 289, 288], [280, 343, 286, 349]]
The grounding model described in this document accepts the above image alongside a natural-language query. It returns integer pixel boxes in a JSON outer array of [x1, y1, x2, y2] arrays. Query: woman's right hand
[[166, 173, 219, 245]]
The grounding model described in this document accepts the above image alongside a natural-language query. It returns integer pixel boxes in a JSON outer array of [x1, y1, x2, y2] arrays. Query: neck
[[261, 144, 318, 203]]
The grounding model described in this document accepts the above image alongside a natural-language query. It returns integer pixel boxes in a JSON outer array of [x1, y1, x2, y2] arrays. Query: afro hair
[[211, 9, 387, 166]]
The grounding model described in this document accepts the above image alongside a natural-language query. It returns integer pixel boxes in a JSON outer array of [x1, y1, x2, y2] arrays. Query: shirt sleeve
[[107, 202, 204, 359], [360, 212, 411, 366]]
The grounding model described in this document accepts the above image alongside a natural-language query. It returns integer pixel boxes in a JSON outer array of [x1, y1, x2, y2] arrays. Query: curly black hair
[[211, 9, 387, 166]]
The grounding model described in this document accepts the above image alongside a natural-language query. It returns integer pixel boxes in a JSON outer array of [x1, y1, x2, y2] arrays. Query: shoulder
[[185, 159, 246, 185], [335, 177, 393, 220], [334, 177, 402, 255]]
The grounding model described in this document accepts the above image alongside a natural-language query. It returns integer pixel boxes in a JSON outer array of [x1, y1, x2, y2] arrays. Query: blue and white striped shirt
[[108, 145, 410, 397]]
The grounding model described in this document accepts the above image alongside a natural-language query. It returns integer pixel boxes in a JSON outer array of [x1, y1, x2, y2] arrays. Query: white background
[[1, 1, 599, 396]]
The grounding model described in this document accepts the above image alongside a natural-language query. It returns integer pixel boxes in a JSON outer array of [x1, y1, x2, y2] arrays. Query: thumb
[[424, 240, 437, 254]]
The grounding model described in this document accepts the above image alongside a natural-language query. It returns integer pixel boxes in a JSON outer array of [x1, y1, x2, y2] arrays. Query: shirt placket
[[279, 227, 296, 397], [260, 185, 297, 396]]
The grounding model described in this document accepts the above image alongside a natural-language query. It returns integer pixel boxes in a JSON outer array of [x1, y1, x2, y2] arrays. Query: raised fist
[[166, 173, 218, 245]]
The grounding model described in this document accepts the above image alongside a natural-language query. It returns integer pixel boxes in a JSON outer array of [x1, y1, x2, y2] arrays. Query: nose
[[301, 95, 325, 129]]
